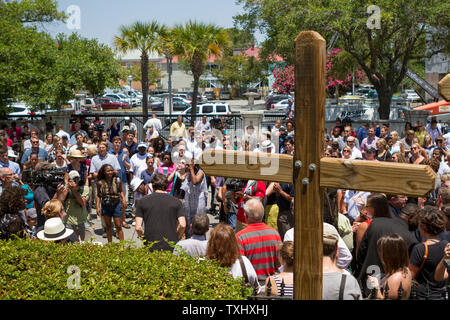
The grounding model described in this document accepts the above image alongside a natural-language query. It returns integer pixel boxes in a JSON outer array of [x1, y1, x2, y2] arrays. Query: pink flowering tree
[[326, 49, 365, 97], [272, 65, 294, 94], [272, 49, 364, 97]]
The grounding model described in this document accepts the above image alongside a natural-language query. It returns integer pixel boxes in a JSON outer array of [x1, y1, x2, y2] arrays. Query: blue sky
[[44, 0, 257, 47]]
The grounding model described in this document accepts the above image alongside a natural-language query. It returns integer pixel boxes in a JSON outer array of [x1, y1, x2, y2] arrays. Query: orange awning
[[414, 100, 450, 115]]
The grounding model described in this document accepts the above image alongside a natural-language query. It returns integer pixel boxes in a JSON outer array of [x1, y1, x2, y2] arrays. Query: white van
[[181, 103, 232, 116]]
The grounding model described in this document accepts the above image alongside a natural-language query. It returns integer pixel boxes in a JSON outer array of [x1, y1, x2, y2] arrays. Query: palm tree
[[114, 21, 163, 124], [172, 21, 231, 126], [158, 26, 176, 123]]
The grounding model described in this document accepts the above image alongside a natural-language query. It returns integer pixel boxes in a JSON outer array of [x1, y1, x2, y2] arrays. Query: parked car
[[356, 85, 375, 95], [271, 99, 293, 111], [403, 89, 421, 101], [104, 93, 138, 107], [265, 94, 293, 110], [173, 93, 190, 100], [173, 96, 192, 105], [84, 98, 101, 111], [181, 103, 232, 116], [151, 98, 192, 112], [100, 97, 130, 110], [8, 103, 43, 119], [204, 91, 215, 100], [220, 90, 232, 100]]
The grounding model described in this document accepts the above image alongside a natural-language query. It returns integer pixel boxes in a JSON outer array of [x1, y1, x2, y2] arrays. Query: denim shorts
[[101, 201, 122, 218]]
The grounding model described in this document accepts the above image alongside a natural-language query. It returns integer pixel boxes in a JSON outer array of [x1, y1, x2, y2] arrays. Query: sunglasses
[[343, 150, 351, 153]]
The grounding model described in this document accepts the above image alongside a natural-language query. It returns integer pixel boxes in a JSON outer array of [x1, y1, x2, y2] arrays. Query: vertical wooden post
[[294, 31, 326, 300]]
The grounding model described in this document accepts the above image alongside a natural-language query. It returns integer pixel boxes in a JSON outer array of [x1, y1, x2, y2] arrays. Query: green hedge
[[0, 239, 253, 300]]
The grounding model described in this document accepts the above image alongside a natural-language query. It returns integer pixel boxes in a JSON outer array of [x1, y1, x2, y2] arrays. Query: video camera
[[22, 167, 66, 189]]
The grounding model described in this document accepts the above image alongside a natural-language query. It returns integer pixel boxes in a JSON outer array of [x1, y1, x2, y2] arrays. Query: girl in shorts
[[96, 164, 126, 243]]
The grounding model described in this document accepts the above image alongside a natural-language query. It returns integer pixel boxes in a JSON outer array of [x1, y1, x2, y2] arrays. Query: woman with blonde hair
[[388, 131, 404, 155], [206, 223, 259, 288], [41, 199, 66, 220], [375, 138, 391, 161], [422, 134, 435, 158], [410, 143, 426, 164], [342, 146, 352, 159]]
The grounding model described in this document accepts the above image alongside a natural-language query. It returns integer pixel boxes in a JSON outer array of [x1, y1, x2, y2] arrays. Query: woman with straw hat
[[65, 149, 88, 187]]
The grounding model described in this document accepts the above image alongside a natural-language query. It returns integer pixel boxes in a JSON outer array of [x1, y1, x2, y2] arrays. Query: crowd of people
[[0, 113, 449, 300]]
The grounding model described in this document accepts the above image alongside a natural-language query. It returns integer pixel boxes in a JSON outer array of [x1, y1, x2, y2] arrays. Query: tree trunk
[[377, 91, 392, 120], [191, 74, 199, 127], [191, 54, 203, 127], [141, 52, 149, 126], [167, 55, 173, 124]]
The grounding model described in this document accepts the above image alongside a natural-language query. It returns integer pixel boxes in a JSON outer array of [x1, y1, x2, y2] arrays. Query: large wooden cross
[[199, 31, 436, 300]]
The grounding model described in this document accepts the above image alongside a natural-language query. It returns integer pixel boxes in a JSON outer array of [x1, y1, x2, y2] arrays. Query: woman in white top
[[182, 158, 208, 237], [206, 223, 259, 289], [388, 131, 404, 155]]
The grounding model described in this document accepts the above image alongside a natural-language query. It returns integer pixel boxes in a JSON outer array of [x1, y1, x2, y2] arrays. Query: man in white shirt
[[271, 120, 282, 138], [184, 127, 198, 153], [143, 113, 162, 134], [55, 124, 70, 140], [129, 143, 149, 180], [343, 190, 370, 222], [145, 125, 159, 143], [346, 136, 363, 159], [195, 115, 211, 133], [426, 118, 442, 143]]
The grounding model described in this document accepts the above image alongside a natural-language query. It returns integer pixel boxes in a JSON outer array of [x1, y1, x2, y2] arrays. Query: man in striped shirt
[[236, 198, 282, 285]]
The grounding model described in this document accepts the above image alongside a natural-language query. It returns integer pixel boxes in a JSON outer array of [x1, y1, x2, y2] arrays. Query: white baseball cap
[[130, 177, 144, 192]]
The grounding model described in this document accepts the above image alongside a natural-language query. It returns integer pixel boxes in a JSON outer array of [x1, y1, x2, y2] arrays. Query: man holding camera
[[31, 162, 66, 229], [234, 180, 266, 233], [54, 170, 90, 241]]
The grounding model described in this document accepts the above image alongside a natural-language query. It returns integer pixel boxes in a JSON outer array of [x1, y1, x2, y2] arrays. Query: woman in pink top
[[157, 152, 177, 192]]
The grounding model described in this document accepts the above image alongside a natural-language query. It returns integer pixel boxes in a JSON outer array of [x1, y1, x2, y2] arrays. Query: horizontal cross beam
[[198, 150, 437, 197]]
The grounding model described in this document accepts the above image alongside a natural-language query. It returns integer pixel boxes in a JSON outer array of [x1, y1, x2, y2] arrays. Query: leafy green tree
[[172, 21, 231, 125], [50, 33, 121, 107], [0, 0, 65, 112], [235, 0, 450, 119], [114, 21, 164, 123]]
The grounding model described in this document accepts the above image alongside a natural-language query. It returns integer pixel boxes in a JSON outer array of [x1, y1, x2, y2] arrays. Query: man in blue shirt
[[121, 131, 138, 157], [0, 148, 20, 176], [21, 137, 48, 164], [109, 136, 131, 200]]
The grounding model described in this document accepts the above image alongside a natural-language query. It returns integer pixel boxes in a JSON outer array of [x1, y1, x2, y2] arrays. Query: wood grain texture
[[439, 73, 450, 102], [198, 150, 293, 183], [294, 31, 326, 300], [320, 158, 437, 197]]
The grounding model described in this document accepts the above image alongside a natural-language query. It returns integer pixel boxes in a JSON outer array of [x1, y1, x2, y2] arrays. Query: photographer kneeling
[[53, 170, 90, 241]]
